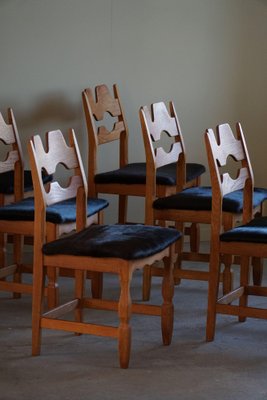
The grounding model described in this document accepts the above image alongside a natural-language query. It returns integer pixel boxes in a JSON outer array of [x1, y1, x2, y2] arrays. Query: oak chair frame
[[29, 130, 178, 369], [140, 104, 264, 300], [82, 84, 202, 224], [205, 123, 267, 341], [0, 128, 103, 307]]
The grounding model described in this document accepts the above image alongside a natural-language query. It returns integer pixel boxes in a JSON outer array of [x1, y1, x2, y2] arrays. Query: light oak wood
[[29, 127, 179, 368], [82, 84, 202, 226], [140, 105, 265, 300], [0, 108, 25, 294], [205, 123, 267, 341], [0, 127, 103, 306]]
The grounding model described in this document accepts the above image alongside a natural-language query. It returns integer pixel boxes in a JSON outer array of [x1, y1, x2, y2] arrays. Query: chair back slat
[[0, 113, 16, 144], [0, 150, 20, 174], [82, 84, 129, 195], [83, 85, 127, 145], [215, 123, 246, 165], [140, 100, 186, 188], [140, 101, 187, 225], [0, 109, 24, 200], [156, 142, 183, 169], [28, 129, 87, 208], [205, 123, 254, 225], [221, 168, 250, 196]]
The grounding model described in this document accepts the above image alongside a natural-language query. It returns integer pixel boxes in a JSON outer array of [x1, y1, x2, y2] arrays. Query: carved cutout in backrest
[[32, 130, 83, 206], [84, 85, 126, 145], [0, 111, 20, 173], [141, 102, 183, 169]]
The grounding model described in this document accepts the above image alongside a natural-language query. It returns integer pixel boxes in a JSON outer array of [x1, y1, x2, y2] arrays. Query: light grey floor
[[1, 260, 267, 400]]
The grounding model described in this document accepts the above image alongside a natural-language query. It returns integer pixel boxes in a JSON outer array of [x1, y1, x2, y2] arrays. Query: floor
[[1, 259, 267, 400]]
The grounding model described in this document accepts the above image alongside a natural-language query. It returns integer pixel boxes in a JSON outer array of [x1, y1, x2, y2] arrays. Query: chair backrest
[[0, 108, 24, 202], [28, 129, 88, 241], [139, 101, 186, 224], [82, 84, 129, 191], [204, 122, 254, 235]]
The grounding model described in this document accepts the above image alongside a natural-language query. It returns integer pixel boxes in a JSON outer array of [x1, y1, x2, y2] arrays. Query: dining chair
[[0, 108, 52, 269], [28, 130, 181, 369], [0, 128, 108, 307], [205, 122, 267, 341], [82, 83, 206, 225], [139, 102, 267, 300]]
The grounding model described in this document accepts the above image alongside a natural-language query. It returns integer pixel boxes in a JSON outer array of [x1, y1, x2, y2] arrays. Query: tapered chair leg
[[222, 254, 233, 295], [239, 256, 250, 323], [75, 269, 85, 327], [206, 250, 221, 342], [12, 234, 23, 299], [252, 256, 263, 286], [118, 269, 132, 369], [173, 221, 184, 285], [90, 271, 103, 298], [161, 250, 174, 345], [32, 257, 45, 356], [189, 222, 200, 253], [0, 232, 7, 268]]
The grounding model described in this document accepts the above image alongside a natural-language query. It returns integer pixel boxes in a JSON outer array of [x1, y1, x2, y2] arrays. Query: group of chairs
[[1, 83, 267, 368]]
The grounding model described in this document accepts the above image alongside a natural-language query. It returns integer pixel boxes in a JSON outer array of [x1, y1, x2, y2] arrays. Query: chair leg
[[239, 256, 250, 323], [118, 268, 132, 369], [142, 265, 152, 301], [173, 222, 184, 285], [252, 257, 263, 286], [206, 248, 221, 342], [32, 256, 45, 356], [161, 246, 175, 345], [75, 270, 85, 331], [118, 195, 128, 224], [46, 266, 59, 309], [0, 232, 7, 268], [222, 254, 233, 294], [91, 272, 103, 298], [189, 222, 200, 253], [12, 234, 23, 299]]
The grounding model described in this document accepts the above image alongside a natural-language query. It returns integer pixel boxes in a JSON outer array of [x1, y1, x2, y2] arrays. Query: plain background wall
[[0, 0, 266, 223]]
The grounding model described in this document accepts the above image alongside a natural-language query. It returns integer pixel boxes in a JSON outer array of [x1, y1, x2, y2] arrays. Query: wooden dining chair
[[140, 102, 267, 300], [205, 123, 267, 341], [82, 83, 206, 224], [0, 128, 108, 306], [28, 130, 181, 368], [0, 108, 52, 269]]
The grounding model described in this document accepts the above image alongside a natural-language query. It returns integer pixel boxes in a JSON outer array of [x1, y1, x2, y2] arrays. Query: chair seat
[[153, 186, 267, 213], [0, 197, 109, 223], [0, 170, 53, 194], [43, 224, 181, 260], [220, 216, 267, 243], [95, 162, 206, 186]]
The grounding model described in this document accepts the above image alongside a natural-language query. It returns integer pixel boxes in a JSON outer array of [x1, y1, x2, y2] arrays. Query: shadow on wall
[[16, 92, 81, 130], [6, 91, 88, 173]]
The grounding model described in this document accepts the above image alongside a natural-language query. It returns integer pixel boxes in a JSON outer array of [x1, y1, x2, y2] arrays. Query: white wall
[[0, 0, 266, 223]]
